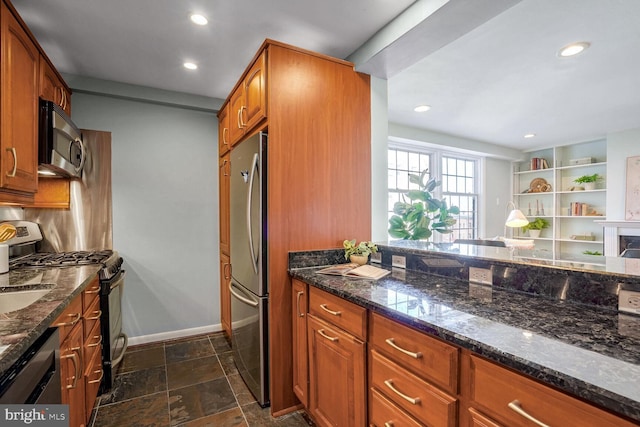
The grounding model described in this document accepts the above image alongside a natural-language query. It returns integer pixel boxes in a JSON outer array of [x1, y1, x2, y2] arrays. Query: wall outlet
[[392, 255, 406, 269], [370, 252, 381, 264], [619, 290, 640, 314], [469, 266, 492, 286]]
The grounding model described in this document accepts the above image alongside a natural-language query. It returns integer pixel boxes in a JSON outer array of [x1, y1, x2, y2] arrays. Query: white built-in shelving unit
[[512, 139, 607, 263]]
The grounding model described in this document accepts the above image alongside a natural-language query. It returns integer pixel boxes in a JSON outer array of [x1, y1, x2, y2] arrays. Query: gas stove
[[9, 250, 122, 280]]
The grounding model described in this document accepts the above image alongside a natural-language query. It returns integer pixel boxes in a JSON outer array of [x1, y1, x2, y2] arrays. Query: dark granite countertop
[[289, 264, 640, 423], [0, 265, 101, 373]]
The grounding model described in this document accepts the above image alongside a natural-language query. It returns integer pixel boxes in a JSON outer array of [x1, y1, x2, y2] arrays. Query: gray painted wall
[[606, 128, 640, 220], [69, 89, 219, 340]]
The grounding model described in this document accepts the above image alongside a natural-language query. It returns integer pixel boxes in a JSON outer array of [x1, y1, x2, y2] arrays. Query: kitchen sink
[[0, 286, 54, 314]]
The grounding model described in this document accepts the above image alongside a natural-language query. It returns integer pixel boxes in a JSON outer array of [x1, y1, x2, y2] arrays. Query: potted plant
[[388, 170, 460, 240], [574, 173, 601, 191], [343, 239, 378, 265], [521, 217, 550, 238]]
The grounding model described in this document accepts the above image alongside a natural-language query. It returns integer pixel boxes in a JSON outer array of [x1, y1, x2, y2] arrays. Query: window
[[388, 145, 479, 242]]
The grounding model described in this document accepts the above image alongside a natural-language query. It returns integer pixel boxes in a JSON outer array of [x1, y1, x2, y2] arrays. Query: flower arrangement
[[343, 239, 378, 260]]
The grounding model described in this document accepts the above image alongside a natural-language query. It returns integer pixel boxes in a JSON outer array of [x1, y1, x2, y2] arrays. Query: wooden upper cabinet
[[39, 55, 71, 115], [0, 1, 39, 197], [228, 50, 267, 146], [218, 103, 230, 157]]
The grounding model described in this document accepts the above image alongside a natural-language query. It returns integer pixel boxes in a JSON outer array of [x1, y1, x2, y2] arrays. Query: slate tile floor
[[89, 332, 312, 427]]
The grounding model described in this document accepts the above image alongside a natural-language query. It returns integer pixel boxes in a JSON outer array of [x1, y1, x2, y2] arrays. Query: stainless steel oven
[[100, 267, 127, 390]]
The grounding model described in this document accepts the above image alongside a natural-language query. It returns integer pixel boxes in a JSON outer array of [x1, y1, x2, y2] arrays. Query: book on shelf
[[569, 202, 590, 216], [316, 263, 391, 280], [530, 157, 549, 170]]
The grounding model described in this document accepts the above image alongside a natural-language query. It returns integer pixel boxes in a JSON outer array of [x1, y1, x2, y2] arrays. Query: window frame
[[387, 142, 481, 243]]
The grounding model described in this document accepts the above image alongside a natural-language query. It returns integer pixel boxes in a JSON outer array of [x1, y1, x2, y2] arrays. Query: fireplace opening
[[619, 236, 640, 254]]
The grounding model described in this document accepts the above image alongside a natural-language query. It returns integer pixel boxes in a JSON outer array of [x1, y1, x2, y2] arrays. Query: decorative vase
[[528, 229, 541, 239], [350, 255, 368, 265], [584, 182, 596, 191]]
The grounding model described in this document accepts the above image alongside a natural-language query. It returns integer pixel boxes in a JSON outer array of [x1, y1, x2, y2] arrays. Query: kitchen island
[[289, 242, 640, 425], [0, 265, 100, 373]]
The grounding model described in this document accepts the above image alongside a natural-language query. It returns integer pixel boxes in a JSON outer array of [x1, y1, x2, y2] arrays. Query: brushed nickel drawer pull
[[55, 312, 81, 327], [86, 310, 102, 320], [385, 423, 394, 427], [62, 351, 79, 389], [88, 368, 104, 384], [385, 338, 423, 359], [319, 304, 341, 316], [87, 335, 102, 347], [317, 329, 338, 342], [85, 286, 100, 294], [296, 291, 305, 318], [384, 379, 420, 405], [508, 400, 550, 427]]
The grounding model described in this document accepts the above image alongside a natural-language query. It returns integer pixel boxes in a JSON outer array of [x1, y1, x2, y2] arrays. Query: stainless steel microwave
[[38, 99, 85, 178]]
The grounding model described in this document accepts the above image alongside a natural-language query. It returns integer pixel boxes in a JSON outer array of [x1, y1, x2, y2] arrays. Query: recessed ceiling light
[[183, 62, 198, 70], [414, 105, 431, 112], [524, 133, 536, 139], [558, 42, 590, 57], [190, 14, 208, 26]]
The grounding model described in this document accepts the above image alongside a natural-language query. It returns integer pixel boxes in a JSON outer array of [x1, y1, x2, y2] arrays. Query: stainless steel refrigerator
[[229, 131, 269, 407]]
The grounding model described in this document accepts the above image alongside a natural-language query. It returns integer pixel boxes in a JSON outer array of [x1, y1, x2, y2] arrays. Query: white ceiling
[[12, 0, 640, 152]]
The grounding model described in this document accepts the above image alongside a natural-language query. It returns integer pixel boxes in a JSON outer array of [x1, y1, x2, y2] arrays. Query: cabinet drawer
[[84, 347, 103, 418], [370, 312, 459, 394], [83, 296, 102, 342], [468, 408, 502, 427], [369, 387, 422, 427], [370, 350, 457, 427], [469, 355, 637, 427], [54, 294, 83, 342], [309, 286, 366, 340], [83, 319, 102, 368], [82, 277, 101, 311]]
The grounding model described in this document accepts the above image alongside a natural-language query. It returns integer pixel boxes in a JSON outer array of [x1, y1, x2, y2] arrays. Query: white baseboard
[[127, 324, 223, 347]]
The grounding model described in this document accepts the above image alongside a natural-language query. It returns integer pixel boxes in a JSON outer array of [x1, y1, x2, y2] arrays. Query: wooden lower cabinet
[[292, 279, 308, 407], [294, 283, 638, 427], [463, 352, 638, 427], [54, 276, 104, 427], [58, 308, 86, 427], [307, 314, 366, 427]]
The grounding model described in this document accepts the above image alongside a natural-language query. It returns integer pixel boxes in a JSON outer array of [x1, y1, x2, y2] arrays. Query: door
[[229, 132, 267, 296], [229, 281, 269, 406]]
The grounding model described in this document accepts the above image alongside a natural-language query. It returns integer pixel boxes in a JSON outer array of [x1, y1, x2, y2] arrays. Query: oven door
[[100, 269, 128, 391]]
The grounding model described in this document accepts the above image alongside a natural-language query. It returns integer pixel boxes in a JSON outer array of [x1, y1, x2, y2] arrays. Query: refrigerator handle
[[229, 282, 259, 307], [246, 152, 260, 274]]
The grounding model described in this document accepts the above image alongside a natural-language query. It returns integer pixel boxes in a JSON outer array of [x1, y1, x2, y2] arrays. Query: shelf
[[512, 139, 606, 260], [555, 161, 607, 171]]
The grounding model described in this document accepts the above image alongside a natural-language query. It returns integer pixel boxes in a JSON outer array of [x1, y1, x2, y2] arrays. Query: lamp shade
[[505, 209, 529, 228]]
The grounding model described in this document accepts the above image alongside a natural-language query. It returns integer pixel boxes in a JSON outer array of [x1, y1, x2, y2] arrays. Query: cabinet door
[[39, 57, 71, 115], [292, 279, 308, 407], [0, 3, 39, 194], [307, 314, 366, 427], [218, 103, 231, 157], [60, 323, 86, 427], [219, 153, 230, 256], [220, 253, 231, 336], [228, 88, 245, 146], [243, 51, 267, 132]]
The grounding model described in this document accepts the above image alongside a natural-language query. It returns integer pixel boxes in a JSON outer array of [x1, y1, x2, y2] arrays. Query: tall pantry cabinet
[[217, 39, 371, 415]]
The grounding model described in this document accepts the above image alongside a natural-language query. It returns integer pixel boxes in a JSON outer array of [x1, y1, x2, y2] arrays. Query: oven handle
[[108, 270, 126, 291], [111, 333, 128, 367]]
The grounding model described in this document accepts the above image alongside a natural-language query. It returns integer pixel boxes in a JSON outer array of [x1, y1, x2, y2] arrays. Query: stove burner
[[10, 250, 115, 269]]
